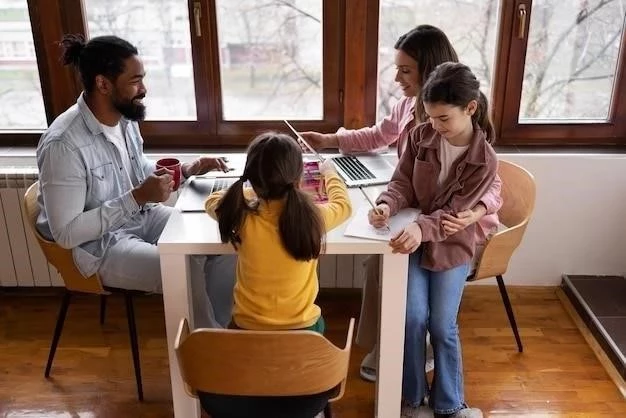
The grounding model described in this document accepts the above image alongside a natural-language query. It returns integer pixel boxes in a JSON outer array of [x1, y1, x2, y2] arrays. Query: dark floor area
[[561, 274, 626, 379]]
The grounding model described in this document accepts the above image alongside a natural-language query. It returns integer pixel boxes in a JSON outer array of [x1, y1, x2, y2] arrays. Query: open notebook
[[344, 206, 421, 241]]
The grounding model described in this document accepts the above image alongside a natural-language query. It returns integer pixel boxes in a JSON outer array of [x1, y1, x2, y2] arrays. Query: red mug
[[156, 158, 182, 191]]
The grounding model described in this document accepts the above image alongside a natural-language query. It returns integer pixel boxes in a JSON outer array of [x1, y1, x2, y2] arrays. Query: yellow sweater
[[205, 172, 352, 330]]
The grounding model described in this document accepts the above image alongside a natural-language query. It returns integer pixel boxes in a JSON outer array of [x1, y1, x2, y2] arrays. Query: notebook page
[[344, 206, 421, 241]]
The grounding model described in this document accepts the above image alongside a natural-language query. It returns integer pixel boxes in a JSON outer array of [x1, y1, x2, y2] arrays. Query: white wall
[[492, 154, 626, 286], [2, 152, 626, 287]]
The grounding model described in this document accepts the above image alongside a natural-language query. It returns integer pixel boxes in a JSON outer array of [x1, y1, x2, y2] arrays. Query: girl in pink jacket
[[302, 25, 502, 384], [371, 62, 496, 418]]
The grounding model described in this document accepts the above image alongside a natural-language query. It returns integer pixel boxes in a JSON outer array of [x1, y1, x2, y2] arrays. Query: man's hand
[[299, 132, 339, 151], [182, 157, 230, 177], [132, 168, 174, 205], [441, 203, 487, 235], [389, 222, 422, 254]]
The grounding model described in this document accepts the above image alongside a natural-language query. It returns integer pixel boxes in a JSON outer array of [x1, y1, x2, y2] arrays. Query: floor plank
[[0, 286, 625, 417]]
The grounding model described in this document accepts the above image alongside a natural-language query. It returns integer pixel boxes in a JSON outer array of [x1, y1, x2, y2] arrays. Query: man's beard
[[113, 94, 146, 122]]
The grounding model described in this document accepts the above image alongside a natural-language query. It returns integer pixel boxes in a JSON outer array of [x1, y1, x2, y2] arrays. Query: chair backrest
[[472, 160, 536, 280], [23, 182, 106, 294], [175, 318, 354, 400]]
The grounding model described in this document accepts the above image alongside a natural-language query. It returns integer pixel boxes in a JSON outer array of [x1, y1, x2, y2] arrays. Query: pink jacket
[[336, 96, 502, 247], [337, 96, 417, 157], [377, 123, 499, 271]]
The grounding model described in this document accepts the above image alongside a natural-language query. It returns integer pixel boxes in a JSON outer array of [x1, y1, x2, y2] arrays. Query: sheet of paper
[[344, 206, 421, 241]]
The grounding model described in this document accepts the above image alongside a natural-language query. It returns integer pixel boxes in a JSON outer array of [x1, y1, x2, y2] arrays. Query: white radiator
[[0, 167, 366, 288], [0, 169, 63, 287]]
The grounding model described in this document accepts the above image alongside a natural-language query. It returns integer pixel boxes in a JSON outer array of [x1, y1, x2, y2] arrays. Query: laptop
[[283, 119, 396, 188], [177, 177, 238, 212], [331, 154, 397, 188]]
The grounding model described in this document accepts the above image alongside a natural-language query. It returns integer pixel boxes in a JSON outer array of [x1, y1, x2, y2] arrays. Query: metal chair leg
[[124, 292, 144, 401], [99, 294, 107, 325], [45, 291, 71, 377], [496, 275, 523, 353]]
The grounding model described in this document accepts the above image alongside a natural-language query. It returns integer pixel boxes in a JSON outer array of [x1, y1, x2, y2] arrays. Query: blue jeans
[[402, 249, 470, 415], [98, 205, 237, 329]]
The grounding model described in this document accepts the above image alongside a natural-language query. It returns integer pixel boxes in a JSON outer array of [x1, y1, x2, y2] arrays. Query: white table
[[158, 153, 408, 418]]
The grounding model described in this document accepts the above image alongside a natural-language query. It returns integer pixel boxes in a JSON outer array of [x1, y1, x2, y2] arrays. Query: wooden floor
[[1, 286, 625, 417]]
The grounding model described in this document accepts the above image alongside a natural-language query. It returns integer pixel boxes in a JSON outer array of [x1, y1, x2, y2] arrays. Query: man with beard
[[36, 35, 235, 328]]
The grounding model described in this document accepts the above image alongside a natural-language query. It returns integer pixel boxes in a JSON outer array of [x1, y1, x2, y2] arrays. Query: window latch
[[194, 2, 202, 37]]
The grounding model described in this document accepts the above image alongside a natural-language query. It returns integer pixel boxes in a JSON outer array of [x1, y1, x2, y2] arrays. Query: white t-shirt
[[100, 122, 135, 184], [437, 138, 469, 186]]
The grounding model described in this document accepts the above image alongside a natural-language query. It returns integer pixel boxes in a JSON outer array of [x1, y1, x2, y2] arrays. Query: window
[[497, 0, 626, 144], [84, 0, 198, 121], [208, 0, 342, 143], [4, 0, 626, 147], [215, 0, 324, 121], [518, 0, 624, 122], [376, 0, 500, 121], [78, 0, 341, 146], [0, 0, 46, 130]]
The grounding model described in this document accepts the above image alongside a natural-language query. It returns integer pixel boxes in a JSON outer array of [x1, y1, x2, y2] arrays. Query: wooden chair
[[23, 182, 144, 400], [175, 317, 355, 418], [468, 160, 536, 353]]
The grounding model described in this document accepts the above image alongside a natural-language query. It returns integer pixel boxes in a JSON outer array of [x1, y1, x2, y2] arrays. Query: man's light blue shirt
[[36, 93, 157, 277]]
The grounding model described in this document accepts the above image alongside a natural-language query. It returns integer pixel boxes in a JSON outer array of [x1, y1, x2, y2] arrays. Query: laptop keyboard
[[211, 177, 235, 193], [333, 156, 376, 181]]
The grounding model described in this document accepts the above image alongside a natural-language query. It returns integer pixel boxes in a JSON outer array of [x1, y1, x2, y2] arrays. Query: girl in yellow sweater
[[205, 132, 352, 332]]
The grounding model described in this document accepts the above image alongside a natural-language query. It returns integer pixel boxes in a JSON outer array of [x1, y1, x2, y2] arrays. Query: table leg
[[160, 253, 201, 418], [376, 253, 408, 417]]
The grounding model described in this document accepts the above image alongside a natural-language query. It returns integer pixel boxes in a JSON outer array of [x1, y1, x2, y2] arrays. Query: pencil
[[359, 186, 381, 215]]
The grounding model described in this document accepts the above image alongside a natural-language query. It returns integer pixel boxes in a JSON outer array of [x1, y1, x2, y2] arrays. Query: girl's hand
[[441, 204, 487, 235], [319, 159, 337, 176], [368, 204, 390, 228], [389, 222, 422, 254]]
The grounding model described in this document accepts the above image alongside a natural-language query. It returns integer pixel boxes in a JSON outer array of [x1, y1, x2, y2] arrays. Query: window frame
[[494, 0, 626, 146], [5, 0, 348, 148], [4, 0, 626, 148], [203, 0, 346, 146]]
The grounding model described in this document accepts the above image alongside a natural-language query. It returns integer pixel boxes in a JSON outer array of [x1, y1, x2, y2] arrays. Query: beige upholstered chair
[[23, 181, 144, 400]]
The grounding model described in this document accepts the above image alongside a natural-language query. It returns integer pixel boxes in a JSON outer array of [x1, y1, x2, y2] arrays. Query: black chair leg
[[124, 292, 144, 401], [45, 291, 71, 377], [323, 404, 333, 418], [496, 275, 523, 353], [99, 294, 107, 325]]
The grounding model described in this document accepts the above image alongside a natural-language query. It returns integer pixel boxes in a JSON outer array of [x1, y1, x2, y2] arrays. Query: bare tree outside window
[[519, 0, 626, 121], [377, 0, 500, 121], [84, 0, 197, 121], [216, 0, 323, 120], [0, 0, 46, 130]]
